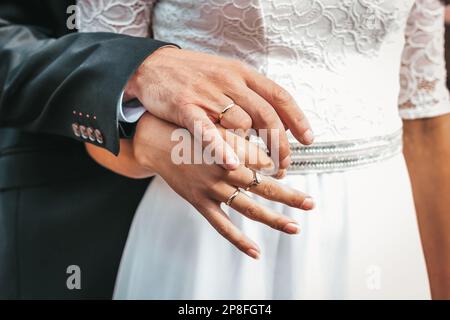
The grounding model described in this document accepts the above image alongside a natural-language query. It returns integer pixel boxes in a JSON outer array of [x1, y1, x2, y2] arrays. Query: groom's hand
[[124, 47, 314, 173]]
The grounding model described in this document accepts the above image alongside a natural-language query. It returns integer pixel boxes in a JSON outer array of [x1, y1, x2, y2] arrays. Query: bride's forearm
[[85, 139, 156, 179], [403, 114, 450, 299]]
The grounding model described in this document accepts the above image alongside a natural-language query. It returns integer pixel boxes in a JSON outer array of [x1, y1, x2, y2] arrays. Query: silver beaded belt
[[287, 130, 403, 174]]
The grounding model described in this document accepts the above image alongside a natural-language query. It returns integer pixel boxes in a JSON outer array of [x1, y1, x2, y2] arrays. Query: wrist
[[124, 73, 139, 102], [133, 113, 173, 173], [124, 45, 181, 103]]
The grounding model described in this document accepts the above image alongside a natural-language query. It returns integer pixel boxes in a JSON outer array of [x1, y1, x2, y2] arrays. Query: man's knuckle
[[294, 112, 306, 124], [176, 104, 194, 127], [174, 88, 195, 106], [240, 116, 253, 130], [201, 122, 218, 138], [206, 63, 223, 79], [220, 72, 238, 86], [256, 107, 276, 125], [229, 59, 245, 72], [272, 86, 292, 105]]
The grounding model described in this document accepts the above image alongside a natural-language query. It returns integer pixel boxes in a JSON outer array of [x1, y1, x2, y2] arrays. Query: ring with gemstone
[[245, 171, 262, 191]]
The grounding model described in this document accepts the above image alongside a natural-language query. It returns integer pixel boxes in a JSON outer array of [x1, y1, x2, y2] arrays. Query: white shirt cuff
[[117, 92, 146, 123]]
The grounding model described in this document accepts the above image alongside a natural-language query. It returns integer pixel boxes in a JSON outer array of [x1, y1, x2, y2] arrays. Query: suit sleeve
[[0, 1, 171, 155]]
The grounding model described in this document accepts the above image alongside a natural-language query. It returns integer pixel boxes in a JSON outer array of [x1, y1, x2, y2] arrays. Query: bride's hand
[[141, 113, 313, 259], [87, 113, 314, 259], [125, 47, 314, 174]]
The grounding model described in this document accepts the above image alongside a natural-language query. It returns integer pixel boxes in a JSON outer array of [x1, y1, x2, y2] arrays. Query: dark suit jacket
[[0, 0, 170, 299]]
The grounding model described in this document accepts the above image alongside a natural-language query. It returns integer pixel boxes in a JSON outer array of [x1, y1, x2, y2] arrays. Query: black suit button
[[80, 125, 88, 139], [87, 127, 96, 142], [94, 129, 104, 144], [72, 123, 81, 137]]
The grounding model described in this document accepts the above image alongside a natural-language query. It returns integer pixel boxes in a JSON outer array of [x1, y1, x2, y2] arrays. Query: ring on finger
[[226, 188, 240, 206], [217, 103, 236, 123], [245, 171, 262, 191]]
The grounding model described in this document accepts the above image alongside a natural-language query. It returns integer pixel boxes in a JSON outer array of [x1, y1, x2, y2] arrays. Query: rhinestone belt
[[286, 130, 403, 174]]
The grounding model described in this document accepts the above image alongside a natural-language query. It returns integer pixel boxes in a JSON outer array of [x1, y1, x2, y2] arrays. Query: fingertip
[[251, 157, 275, 173], [246, 248, 260, 260], [261, 156, 275, 171], [301, 197, 315, 210], [259, 165, 278, 176], [273, 169, 287, 179], [282, 222, 300, 235], [278, 142, 291, 165], [301, 129, 315, 145], [223, 151, 240, 170], [222, 163, 239, 170], [280, 155, 291, 169], [222, 159, 240, 170]]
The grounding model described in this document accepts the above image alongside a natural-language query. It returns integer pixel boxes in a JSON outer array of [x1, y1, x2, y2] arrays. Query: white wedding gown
[[78, 0, 450, 299]]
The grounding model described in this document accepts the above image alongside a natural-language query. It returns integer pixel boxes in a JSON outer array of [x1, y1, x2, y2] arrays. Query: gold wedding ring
[[217, 103, 236, 123], [245, 171, 262, 191], [226, 188, 240, 206]]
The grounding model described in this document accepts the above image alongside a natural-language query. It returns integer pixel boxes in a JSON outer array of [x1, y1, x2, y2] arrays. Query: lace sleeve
[[399, 0, 450, 119], [77, 0, 155, 37]]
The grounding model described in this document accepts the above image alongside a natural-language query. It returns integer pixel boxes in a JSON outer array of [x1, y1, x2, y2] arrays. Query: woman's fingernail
[[283, 222, 300, 234], [262, 157, 275, 170], [247, 248, 260, 259], [301, 197, 315, 210], [225, 154, 240, 169], [261, 166, 277, 176], [273, 169, 287, 179], [303, 129, 315, 144], [280, 155, 291, 168]]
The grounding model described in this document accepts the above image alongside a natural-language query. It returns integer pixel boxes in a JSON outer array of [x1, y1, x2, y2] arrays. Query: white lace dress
[[78, 0, 450, 299]]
